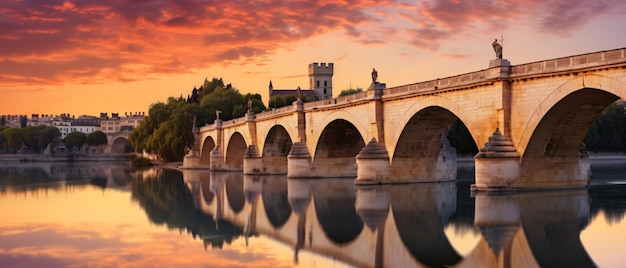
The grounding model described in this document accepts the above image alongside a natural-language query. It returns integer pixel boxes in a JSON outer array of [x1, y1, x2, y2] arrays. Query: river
[[0, 159, 624, 267]]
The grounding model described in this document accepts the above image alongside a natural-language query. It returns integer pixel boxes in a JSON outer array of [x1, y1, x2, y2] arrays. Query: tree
[[584, 103, 626, 152], [39, 126, 61, 150], [65, 132, 88, 152], [0, 116, 5, 126], [1, 127, 24, 152], [130, 77, 266, 162], [268, 95, 286, 109], [87, 131, 108, 146], [339, 88, 363, 96]]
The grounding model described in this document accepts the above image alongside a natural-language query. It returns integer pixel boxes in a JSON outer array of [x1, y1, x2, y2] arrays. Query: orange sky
[[1, 0, 626, 116]]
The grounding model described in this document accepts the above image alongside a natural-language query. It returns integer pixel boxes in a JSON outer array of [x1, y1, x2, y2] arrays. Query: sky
[[1, 0, 626, 117]]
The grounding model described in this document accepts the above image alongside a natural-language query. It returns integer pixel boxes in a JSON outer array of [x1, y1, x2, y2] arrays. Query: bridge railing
[[511, 48, 626, 77], [222, 117, 246, 127], [255, 105, 296, 120], [303, 91, 369, 109], [384, 69, 490, 96]]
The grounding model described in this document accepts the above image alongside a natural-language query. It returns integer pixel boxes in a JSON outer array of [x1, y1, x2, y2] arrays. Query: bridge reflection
[[177, 170, 607, 268]]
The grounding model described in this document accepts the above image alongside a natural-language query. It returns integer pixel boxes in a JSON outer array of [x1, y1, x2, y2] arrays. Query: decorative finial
[[216, 110, 222, 120]]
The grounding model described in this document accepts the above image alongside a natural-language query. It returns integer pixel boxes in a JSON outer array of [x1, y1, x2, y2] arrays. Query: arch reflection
[[178, 169, 619, 268]]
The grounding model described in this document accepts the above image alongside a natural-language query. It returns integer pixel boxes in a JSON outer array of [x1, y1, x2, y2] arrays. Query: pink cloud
[[0, 0, 623, 87]]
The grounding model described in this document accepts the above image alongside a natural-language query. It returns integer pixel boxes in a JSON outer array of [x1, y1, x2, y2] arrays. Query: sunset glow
[[1, 0, 625, 116]]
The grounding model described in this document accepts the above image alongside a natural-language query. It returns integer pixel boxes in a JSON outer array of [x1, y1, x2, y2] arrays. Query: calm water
[[0, 160, 625, 267]]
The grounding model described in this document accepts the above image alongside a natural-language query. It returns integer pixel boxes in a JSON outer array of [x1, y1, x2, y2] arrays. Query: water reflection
[[0, 162, 131, 194], [1, 161, 625, 267], [131, 169, 243, 249]]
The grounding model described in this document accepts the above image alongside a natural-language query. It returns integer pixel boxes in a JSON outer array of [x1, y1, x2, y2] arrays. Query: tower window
[[317, 81, 320, 87], [324, 88, 327, 94], [324, 81, 327, 87]]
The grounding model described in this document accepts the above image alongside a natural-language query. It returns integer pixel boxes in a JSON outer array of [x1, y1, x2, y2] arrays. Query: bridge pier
[[210, 147, 226, 171], [473, 129, 520, 192], [473, 129, 591, 191], [287, 142, 314, 178], [243, 145, 263, 174], [355, 139, 389, 185]]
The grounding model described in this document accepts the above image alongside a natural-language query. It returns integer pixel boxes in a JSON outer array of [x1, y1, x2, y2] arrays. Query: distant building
[[71, 115, 101, 135], [268, 62, 334, 103], [100, 112, 144, 133]]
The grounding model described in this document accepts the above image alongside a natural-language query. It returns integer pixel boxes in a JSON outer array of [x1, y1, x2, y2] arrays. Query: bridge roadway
[[182, 48, 626, 191], [182, 170, 595, 268]]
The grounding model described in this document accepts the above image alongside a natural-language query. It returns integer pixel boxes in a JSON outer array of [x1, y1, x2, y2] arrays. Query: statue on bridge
[[371, 68, 378, 82], [492, 39, 503, 59]]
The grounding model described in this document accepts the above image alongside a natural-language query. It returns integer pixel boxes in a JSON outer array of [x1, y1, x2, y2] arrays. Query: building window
[[316, 80, 320, 87], [324, 88, 327, 94], [324, 81, 327, 87]]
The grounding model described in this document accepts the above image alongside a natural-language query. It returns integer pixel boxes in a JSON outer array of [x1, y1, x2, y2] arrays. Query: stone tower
[[308, 63, 333, 100]]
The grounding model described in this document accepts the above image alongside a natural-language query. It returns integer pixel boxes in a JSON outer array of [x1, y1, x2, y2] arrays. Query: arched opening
[[521, 88, 619, 186], [200, 136, 216, 166], [262, 125, 293, 174], [225, 133, 247, 171], [313, 119, 365, 177], [111, 137, 132, 154], [391, 106, 476, 182]]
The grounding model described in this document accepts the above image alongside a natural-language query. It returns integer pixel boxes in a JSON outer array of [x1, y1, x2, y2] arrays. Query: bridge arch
[[388, 95, 480, 158], [312, 119, 366, 177], [389, 96, 478, 182], [310, 110, 371, 149], [225, 132, 247, 170], [110, 137, 133, 154], [261, 125, 294, 174], [518, 74, 626, 158]]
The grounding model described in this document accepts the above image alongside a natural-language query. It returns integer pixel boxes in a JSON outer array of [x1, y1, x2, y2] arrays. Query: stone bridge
[[183, 48, 626, 190]]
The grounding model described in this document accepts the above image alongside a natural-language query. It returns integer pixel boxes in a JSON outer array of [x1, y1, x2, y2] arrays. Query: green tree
[[268, 95, 286, 109], [338, 88, 363, 96], [87, 131, 108, 146], [447, 120, 478, 156], [2, 127, 24, 152], [130, 77, 266, 162], [584, 103, 626, 152], [131, 98, 199, 162], [65, 132, 88, 151], [0, 116, 5, 126], [39, 126, 61, 151]]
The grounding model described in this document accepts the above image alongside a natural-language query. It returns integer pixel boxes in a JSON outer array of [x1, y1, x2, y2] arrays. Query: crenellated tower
[[308, 63, 333, 100]]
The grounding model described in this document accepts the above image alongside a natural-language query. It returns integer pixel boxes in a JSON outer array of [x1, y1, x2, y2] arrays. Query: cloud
[[0, 0, 624, 87]]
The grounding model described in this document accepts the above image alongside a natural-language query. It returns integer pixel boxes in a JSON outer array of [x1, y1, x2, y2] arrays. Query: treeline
[[130, 78, 266, 162], [0, 126, 108, 154], [584, 103, 626, 152], [0, 126, 60, 153]]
